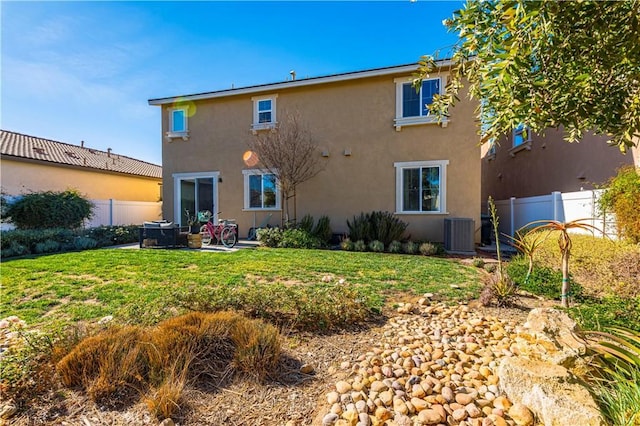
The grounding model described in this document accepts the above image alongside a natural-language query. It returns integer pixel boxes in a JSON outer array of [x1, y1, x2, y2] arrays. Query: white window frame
[[242, 169, 281, 211], [394, 160, 449, 215], [509, 124, 532, 156], [172, 171, 219, 225], [394, 76, 447, 131], [251, 94, 278, 134], [166, 107, 189, 140]]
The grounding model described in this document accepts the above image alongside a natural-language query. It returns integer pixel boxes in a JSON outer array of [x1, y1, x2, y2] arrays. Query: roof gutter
[[148, 60, 454, 106]]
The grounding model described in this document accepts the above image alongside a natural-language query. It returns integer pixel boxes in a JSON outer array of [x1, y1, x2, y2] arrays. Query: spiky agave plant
[[584, 326, 640, 426], [525, 219, 602, 307]]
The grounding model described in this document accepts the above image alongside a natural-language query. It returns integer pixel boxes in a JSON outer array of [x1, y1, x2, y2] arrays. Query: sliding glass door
[[173, 172, 219, 226]]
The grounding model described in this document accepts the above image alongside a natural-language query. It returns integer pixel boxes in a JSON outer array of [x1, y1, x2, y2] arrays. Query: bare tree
[[247, 111, 324, 224]]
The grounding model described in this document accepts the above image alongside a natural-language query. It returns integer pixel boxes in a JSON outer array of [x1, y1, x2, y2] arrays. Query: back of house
[[149, 62, 481, 242]]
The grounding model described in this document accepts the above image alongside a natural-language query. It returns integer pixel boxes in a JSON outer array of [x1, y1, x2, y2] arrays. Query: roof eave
[[148, 60, 454, 106]]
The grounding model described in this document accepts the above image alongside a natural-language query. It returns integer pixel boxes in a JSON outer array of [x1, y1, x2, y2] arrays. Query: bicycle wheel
[[220, 226, 237, 248], [200, 225, 212, 246]]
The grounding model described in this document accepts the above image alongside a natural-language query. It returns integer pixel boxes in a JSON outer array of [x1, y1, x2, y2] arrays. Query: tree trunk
[[560, 250, 570, 308]]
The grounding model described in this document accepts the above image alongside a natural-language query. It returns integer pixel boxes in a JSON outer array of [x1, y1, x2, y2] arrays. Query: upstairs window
[[243, 170, 280, 210], [512, 124, 531, 147], [167, 107, 189, 140], [509, 124, 532, 156], [402, 79, 440, 118], [394, 77, 446, 130], [251, 94, 278, 133]]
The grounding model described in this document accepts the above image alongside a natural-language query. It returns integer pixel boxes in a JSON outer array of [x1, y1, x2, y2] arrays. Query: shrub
[[346, 213, 371, 243], [369, 240, 385, 253], [346, 211, 408, 245], [3, 190, 93, 229], [278, 228, 320, 249], [481, 272, 517, 307], [472, 257, 486, 268], [353, 240, 367, 252], [0, 226, 139, 259], [369, 211, 408, 246], [298, 214, 314, 233], [256, 227, 283, 248], [73, 237, 98, 251], [312, 215, 332, 245], [419, 242, 438, 256], [388, 240, 402, 254], [484, 263, 497, 273], [34, 239, 61, 254], [403, 241, 419, 255], [340, 237, 354, 251], [599, 166, 640, 243]]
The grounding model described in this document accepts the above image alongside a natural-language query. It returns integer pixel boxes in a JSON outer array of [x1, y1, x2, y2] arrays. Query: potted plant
[[184, 209, 200, 234]]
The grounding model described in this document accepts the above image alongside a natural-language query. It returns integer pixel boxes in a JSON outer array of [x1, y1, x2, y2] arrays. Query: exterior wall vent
[[443, 218, 476, 254]]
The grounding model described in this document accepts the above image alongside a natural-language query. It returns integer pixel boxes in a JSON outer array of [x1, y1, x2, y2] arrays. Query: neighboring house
[[0, 130, 162, 201], [148, 61, 481, 242], [482, 128, 640, 202]]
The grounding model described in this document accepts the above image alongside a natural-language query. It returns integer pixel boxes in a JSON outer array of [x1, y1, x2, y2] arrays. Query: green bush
[[74, 237, 98, 251], [388, 240, 402, 254], [0, 225, 139, 259], [3, 190, 93, 229], [346, 211, 408, 245], [598, 166, 640, 243], [403, 241, 419, 255], [312, 215, 332, 246], [256, 227, 282, 248], [419, 242, 438, 256], [278, 228, 320, 249], [298, 214, 314, 233], [472, 257, 486, 268], [256, 227, 320, 249], [34, 239, 62, 254], [353, 240, 367, 252], [340, 238, 354, 251], [346, 213, 371, 243], [368, 240, 385, 253]]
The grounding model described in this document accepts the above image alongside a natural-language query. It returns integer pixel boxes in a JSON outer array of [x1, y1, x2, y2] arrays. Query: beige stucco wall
[[482, 130, 639, 202], [161, 72, 481, 242], [1, 159, 162, 201]]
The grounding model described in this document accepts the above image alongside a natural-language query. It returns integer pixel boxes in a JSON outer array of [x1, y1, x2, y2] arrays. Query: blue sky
[[1, 1, 462, 165]]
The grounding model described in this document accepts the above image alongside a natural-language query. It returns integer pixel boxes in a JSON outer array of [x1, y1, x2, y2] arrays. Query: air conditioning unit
[[444, 218, 476, 254]]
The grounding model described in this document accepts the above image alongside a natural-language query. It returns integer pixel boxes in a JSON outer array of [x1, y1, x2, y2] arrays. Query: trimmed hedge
[[3, 190, 93, 229]]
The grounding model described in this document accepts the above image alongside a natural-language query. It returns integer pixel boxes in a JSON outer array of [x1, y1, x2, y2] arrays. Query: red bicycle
[[198, 211, 238, 248]]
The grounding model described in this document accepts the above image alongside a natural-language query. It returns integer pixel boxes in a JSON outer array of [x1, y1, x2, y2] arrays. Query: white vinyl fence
[[85, 199, 162, 228], [494, 190, 617, 238]]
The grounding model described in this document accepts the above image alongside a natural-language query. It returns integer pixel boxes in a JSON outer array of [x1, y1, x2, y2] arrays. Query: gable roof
[[148, 60, 454, 106], [0, 130, 162, 179]]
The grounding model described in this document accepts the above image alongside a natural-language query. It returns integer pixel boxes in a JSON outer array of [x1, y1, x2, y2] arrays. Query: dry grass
[[55, 311, 282, 419]]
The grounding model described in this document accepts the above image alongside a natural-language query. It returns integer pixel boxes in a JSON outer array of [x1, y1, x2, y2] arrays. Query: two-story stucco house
[[148, 61, 481, 242]]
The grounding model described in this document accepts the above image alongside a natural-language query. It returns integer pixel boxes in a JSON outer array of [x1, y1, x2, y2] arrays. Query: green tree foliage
[[599, 166, 640, 243], [419, 0, 640, 152], [3, 190, 94, 229]]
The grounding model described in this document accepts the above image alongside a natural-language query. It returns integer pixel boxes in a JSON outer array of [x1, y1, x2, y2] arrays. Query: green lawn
[[1, 248, 481, 329]]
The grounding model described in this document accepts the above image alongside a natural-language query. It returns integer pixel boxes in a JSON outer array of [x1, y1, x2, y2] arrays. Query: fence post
[[509, 197, 516, 237], [109, 199, 114, 226], [552, 191, 561, 222]]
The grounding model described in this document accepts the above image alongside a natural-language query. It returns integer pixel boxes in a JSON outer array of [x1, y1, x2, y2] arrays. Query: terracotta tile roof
[[0, 130, 162, 179]]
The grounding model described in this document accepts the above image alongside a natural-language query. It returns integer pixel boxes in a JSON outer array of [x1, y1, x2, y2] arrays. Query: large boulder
[[510, 308, 586, 368], [498, 356, 603, 426]]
